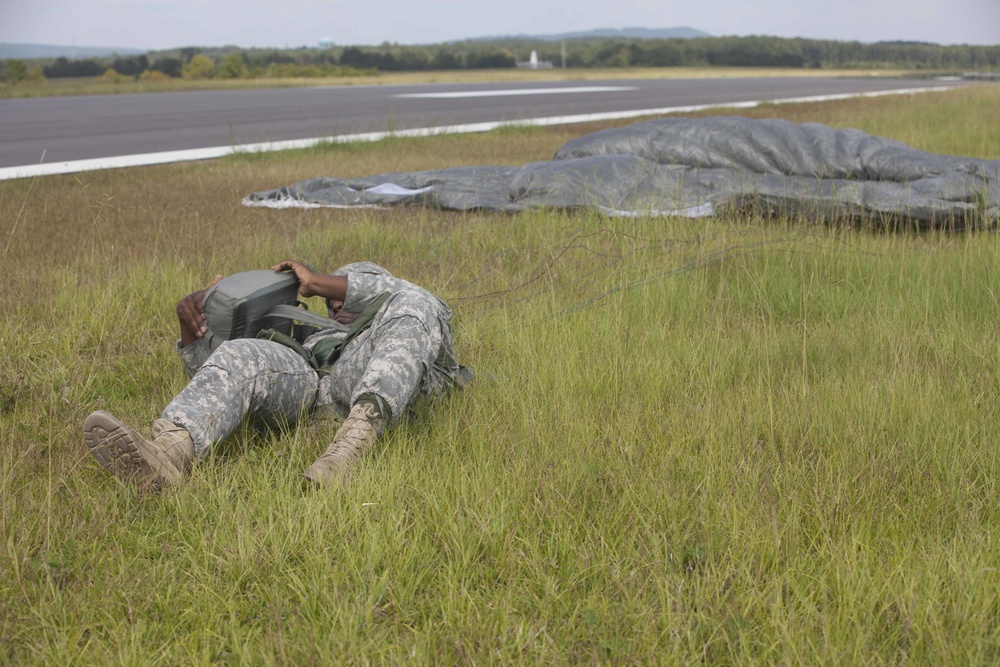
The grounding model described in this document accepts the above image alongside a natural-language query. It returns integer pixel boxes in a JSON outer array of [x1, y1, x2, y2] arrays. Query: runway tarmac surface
[[0, 77, 960, 174]]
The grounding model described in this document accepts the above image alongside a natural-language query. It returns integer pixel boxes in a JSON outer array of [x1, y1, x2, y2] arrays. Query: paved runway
[[0, 77, 960, 172]]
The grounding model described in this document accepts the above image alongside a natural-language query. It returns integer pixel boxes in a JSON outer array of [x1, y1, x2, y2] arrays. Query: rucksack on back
[[201, 270, 346, 352]]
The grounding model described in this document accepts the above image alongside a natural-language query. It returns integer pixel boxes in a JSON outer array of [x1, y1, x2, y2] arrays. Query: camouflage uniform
[[162, 263, 472, 458]]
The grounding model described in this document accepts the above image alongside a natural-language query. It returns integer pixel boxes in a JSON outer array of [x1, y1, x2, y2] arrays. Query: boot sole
[[83, 410, 163, 493]]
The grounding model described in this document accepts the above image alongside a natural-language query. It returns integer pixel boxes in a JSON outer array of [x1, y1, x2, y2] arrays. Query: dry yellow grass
[[344, 66, 909, 85], [1, 66, 910, 99]]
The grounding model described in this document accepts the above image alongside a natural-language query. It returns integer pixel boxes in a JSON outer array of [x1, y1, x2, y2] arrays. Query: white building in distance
[[517, 50, 554, 69]]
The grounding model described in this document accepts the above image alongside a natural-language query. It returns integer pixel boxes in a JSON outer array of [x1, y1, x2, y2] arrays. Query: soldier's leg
[[161, 339, 319, 458], [331, 298, 443, 426], [355, 314, 440, 423], [305, 298, 442, 485]]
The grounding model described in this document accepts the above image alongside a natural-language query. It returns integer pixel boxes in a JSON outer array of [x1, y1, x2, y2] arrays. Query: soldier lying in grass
[[83, 260, 472, 492]]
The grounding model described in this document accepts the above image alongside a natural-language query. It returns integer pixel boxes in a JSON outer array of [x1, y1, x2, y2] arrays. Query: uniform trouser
[[162, 302, 441, 459]]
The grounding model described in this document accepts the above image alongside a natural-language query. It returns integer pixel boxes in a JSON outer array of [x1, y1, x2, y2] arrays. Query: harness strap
[[257, 292, 392, 377], [266, 304, 350, 332]]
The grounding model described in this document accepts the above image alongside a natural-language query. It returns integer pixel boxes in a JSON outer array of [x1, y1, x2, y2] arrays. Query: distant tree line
[[43, 54, 183, 78], [4, 36, 997, 84], [468, 36, 1000, 70]]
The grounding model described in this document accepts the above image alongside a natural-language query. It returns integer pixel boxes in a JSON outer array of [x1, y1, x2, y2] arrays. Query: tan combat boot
[[303, 402, 385, 485], [83, 411, 195, 493]]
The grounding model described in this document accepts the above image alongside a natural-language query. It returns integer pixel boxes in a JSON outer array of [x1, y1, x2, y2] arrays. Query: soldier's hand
[[272, 259, 320, 298], [177, 274, 223, 344]]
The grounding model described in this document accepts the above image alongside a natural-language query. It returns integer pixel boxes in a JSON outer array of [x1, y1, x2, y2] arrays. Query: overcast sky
[[2, 0, 998, 50]]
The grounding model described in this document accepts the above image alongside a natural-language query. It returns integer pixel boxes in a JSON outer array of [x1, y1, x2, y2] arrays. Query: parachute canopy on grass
[[244, 116, 1000, 227]]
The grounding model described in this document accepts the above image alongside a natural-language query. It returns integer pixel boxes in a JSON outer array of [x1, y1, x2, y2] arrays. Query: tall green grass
[[1, 85, 999, 664]]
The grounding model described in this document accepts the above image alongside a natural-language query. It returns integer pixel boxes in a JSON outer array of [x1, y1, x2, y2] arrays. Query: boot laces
[[321, 403, 381, 461]]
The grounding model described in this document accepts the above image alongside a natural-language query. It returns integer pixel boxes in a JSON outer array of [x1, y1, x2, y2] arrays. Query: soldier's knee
[[380, 294, 436, 329], [384, 291, 425, 312], [216, 339, 262, 354], [207, 339, 269, 371]]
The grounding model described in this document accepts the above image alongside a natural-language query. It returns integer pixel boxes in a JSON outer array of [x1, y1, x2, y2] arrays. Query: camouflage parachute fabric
[[245, 116, 1000, 227]]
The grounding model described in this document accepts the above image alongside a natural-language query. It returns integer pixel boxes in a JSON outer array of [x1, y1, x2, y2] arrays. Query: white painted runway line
[[394, 86, 638, 98], [0, 86, 955, 181]]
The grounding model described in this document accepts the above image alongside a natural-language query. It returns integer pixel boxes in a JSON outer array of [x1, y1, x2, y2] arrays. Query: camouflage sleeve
[[343, 272, 424, 313], [176, 338, 214, 379]]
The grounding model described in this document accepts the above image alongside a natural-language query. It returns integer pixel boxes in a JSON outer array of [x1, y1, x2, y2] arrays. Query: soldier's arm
[[272, 259, 348, 302]]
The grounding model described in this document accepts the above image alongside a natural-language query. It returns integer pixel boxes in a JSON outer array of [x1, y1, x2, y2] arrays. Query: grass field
[[0, 66, 909, 99], [1, 84, 999, 664]]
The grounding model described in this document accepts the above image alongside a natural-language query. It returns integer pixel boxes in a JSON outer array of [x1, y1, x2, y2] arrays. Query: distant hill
[[470, 27, 712, 42], [0, 43, 144, 60]]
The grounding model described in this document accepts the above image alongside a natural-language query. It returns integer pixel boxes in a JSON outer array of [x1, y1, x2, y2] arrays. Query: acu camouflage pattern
[[163, 263, 472, 458]]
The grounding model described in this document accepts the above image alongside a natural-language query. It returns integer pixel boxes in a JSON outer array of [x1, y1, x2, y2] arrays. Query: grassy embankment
[[0, 66, 908, 99], [1, 85, 999, 664]]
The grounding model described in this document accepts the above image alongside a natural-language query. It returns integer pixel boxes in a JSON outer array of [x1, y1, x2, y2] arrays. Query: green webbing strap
[[257, 328, 320, 370], [258, 292, 392, 377]]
